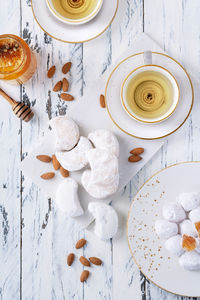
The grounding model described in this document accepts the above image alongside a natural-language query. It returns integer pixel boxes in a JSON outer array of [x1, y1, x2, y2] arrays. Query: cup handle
[[143, 51, 152, 65]]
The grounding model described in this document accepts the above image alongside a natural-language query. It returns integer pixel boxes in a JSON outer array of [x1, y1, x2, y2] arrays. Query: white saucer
[[31, 0, 118, 43], [105, 52, 194, 140], [127, 162, 200, 297]]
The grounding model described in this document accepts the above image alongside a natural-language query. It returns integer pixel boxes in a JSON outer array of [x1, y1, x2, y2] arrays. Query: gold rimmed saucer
[[127, 161, 200, 297], [105, 52, 193, 140], [31, 0, 118, 43]]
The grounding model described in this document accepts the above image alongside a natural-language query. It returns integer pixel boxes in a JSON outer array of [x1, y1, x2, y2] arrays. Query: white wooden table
[[1, 0, 200, 299]]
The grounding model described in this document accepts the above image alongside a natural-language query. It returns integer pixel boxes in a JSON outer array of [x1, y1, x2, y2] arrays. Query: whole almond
[[60, 93, 74, 101], [62, 78, 69, 92], [80, 256, 90, 267], [52, 154, 61, 170], [53, 80, 62, 92], [100, 94, 106, 108], [60, 167, 69, 178], [75, 238, 87, 249], [36, 155, 52, 163], [47, 65, 56, 78], [62, 62, 72, 74], [80, 270, 90, 283], [40, 172, 55, 179], [130, 147, 144, 155], [67, 253, 75, 266], [128, 155, 142, 163], [89, 257, 102, 266]]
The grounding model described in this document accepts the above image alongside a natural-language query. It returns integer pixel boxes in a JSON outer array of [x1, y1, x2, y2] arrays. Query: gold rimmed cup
[[121, 64, 180, 124], [46, 0, 103, 25]]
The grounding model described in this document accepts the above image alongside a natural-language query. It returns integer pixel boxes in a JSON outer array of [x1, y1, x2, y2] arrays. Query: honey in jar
[[0, 34, 37, 84]]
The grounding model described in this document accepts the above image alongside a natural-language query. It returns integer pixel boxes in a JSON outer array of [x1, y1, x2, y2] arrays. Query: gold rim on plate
[[121, 64, 180, 124], [127, 161, 200, 298], [105, 52, 194, 140], [31, 0, 118, 44], [46, 0, 103, 24]]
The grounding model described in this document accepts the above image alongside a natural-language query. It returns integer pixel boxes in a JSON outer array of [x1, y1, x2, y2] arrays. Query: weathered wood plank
[[145, 0, 200, 299], [0, 2, 22, 300]]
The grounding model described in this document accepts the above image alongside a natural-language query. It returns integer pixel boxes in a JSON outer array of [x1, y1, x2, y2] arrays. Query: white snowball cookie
[[88, 202, 118, 240], [56, 137, 93, 171], [179, 219, 198, 237], [56, 178, 83, 217], [177, 192, 200, 212], [179, 251, 200, 271], [50, 116, 79, 151], [88, 129, 119, 157], [165, 235, 185, 257], [81, 149, 119, 199], [189, 206, 200, 223], [155, 220, 178, 239], [162, 202, 186, 223]]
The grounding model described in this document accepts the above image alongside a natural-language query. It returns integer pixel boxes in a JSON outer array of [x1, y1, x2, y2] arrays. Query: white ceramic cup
[[46, 0, 103, 25], [121, 51, 180, 124]]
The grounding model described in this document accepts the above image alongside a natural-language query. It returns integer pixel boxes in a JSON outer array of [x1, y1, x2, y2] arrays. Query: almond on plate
[[89, 257, 102, 266], [47, 65, 56, 78], [130, 147, 144, 155], [75, 238, 87, 249], [40, 172, 55, 180], [60, 167, 69, 178], [80, 270, 90, 283], [62, 78, 69, 92], [128, 155, 142, 163], [67, 253, 75, 266], [36, 155, 52, 163], [79, 256, 90, 267], [60, 93, 74, 101], [53, 80, 62, 92], [62, 62, 72, 74], [100, 94, 106, 108], [52, 154, 61, 170]]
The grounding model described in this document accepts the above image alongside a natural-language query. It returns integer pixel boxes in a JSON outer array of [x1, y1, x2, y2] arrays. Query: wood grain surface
[[0, 0, 200, 299]]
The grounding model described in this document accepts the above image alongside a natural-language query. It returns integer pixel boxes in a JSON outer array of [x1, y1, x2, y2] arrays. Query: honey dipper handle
[[0, 88, 18, 106]]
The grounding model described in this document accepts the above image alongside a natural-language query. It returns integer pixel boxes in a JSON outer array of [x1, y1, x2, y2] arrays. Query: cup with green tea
[[121, 51, 180, 124], [46, 0, 103, 25]]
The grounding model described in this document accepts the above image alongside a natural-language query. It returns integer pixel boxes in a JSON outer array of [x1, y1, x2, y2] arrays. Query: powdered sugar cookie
[[50, 116, 79, 151], [56, 137, 93, 171], [88, 129, 119, 157], [162, 202, 186, 223], [177, 192, 200, 212], [56, 178, 83, 217]]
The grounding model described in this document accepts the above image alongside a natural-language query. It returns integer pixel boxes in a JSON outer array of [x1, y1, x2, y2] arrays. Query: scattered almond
[[53, 80, 62, 92], [60, 93, 74, 101], [60, 167, 69, 178], [80, 270, 90, 283], [128, 155, 142, 163], [80, 256, 90, 267], [130, 147, 144, 155], [36, 155, 52, 163], [62, 78, 69, 92], [40, 172, 55, 180], [75, 238, 87, 249], [52, 154, 61, 170], [100, 94, 106, 108], [89, 257, 102, 266], [67, 253, 75, 266], [62, 62, 72, 74], [47, 65, 56, 78]]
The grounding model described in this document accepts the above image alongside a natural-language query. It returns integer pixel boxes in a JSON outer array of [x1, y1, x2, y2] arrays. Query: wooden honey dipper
[[0, 88, 34, 122]]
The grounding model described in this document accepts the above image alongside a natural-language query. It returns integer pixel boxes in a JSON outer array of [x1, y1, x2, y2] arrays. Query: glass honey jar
[[0, 34, 37, 84]]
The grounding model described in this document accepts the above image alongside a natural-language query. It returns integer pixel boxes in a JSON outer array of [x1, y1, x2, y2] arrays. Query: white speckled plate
[[105, 52, 193, 140], [31, 0, 118, 43], [127, 162, 200, 297]]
